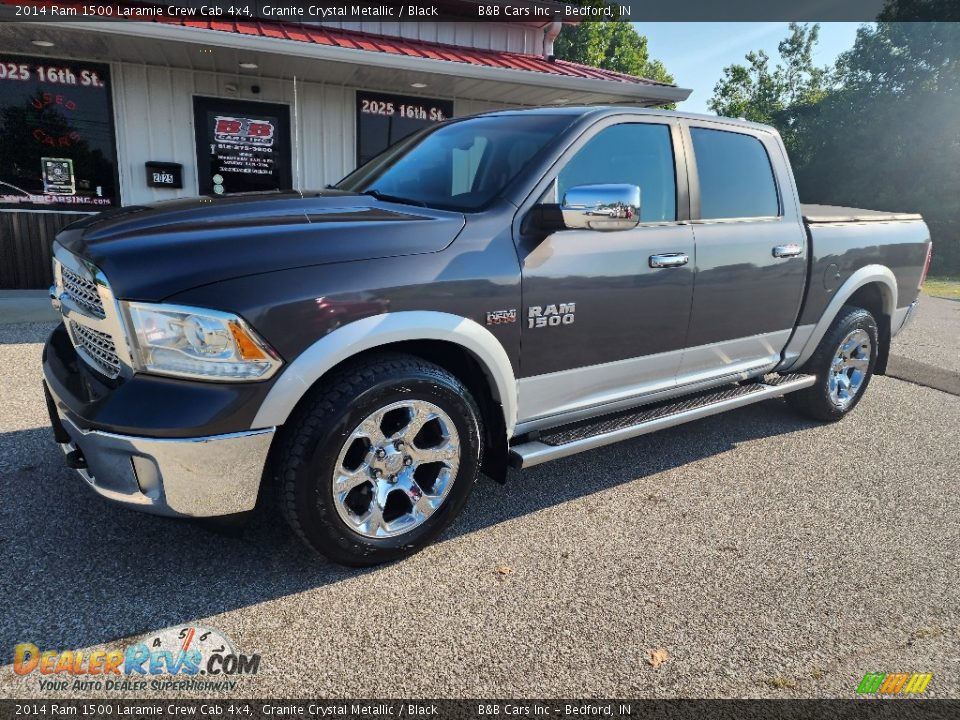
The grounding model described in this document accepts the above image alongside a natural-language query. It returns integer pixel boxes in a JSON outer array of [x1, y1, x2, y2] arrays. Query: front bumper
[[45, 382, 274, 518]]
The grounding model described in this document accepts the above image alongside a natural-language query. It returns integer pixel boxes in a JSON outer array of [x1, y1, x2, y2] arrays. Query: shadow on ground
[[0, 398, 818, 662]]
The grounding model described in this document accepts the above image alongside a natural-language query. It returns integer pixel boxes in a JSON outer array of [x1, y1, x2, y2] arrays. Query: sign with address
[[0, 55, 119, 210], [145, 161, 183, 189], [356, 91, 454, 166]]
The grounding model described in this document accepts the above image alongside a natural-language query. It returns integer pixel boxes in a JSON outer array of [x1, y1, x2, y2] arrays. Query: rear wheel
[[278, 354, 483, 566], [786, 305, 878, 422]]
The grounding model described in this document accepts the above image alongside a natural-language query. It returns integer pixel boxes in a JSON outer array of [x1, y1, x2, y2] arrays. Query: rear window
[[691, 128, 779, 219]]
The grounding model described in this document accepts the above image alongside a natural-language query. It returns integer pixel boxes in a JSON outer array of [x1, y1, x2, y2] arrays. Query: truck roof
[[474, 105, 780, 135]]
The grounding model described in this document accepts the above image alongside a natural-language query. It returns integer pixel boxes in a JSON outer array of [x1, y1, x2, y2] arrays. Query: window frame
[[681, 120, 784, 223], [520, 115, 690, 228]]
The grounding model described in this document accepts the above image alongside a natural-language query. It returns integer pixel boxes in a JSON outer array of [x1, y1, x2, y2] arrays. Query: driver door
[[515, 119, 696, 426]]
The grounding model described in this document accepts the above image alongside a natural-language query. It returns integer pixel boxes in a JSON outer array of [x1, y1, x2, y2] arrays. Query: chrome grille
[[69, 320, 122, 378], [61, 264, 105, 319]]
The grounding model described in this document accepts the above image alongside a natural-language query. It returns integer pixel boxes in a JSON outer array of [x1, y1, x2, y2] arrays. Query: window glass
[[356, 91, 453, 166], [557, 123, 676, 222], [451, 136, 487, 196], [0, 55, 118, 210], [690, 127, 779, 219], [337, 114, 572, 211]]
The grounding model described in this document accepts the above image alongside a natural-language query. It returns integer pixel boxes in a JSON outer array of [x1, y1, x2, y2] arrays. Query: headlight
[[123, 302, 282, 381]]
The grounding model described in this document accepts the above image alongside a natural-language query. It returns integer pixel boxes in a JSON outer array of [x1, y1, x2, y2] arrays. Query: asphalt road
[[1, 297, 958, 699]]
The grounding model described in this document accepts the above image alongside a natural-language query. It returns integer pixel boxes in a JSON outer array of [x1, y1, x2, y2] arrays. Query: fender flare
[[251, 311, 518, 436], [787, 264, 898, 370]]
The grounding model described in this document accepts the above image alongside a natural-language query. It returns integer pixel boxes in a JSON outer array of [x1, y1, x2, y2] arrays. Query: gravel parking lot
[[1, 297, 957, 699]]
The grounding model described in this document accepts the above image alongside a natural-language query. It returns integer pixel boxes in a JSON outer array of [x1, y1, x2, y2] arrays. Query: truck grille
[[68, 320, 122, 378], [61, 265, 106, 319], [52, 245, 130, 380]]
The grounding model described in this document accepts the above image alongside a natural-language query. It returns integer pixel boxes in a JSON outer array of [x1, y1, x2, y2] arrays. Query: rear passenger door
[[677, 121, 807, 384]]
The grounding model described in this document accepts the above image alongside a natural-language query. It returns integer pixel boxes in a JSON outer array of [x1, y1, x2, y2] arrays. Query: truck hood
[[55, 190, 466, 300]]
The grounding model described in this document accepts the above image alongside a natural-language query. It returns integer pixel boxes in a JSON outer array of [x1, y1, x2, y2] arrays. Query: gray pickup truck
[[43, 107, 932, 565]]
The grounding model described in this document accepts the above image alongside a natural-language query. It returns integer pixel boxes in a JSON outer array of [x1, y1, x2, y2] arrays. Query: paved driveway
[[1, 297, 957, 699]]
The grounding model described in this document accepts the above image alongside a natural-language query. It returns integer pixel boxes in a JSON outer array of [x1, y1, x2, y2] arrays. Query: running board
[[509, 374, 816, 469]]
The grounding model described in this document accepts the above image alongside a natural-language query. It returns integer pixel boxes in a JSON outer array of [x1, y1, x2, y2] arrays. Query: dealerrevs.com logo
[[13, 626, 260, 693]]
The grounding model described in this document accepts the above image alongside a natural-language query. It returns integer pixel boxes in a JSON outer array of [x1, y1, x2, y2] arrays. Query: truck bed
[[802, 204, 922, 223]]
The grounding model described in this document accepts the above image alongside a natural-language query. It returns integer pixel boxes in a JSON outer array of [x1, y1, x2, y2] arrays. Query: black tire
[[278, 353, 483, 566], [785, 305, 878, 422]]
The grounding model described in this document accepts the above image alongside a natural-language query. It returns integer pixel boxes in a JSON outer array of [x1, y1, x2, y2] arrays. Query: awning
[[3, 18, 690, 107]]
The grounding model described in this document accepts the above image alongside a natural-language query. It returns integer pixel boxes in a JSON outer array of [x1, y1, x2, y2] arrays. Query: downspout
[[543, 21, 562, 61]]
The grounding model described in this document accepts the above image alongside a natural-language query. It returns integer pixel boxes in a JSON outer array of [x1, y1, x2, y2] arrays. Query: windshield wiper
[[361, 189, 427, 208]]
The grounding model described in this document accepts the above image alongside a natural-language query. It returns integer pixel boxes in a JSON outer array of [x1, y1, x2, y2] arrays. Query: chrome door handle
[[649, 253, 689, 268], [772, 244, 803, 258]]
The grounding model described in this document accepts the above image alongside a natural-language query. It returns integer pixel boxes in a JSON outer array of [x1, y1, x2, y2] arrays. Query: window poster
[[193, 96, 292, 196], [0, 55, 119, 210]]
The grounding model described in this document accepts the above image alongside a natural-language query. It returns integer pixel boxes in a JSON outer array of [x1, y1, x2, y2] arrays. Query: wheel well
[[845, 283, 891, 375], [275, 339, 509, 484]]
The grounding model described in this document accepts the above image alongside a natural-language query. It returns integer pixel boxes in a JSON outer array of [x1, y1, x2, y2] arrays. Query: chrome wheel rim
[[332, 400, 461, 539], [828, 329, 871, 409]]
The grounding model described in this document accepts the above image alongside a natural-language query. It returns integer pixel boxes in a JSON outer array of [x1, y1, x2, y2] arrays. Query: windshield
[[336, 114, 574, 211]]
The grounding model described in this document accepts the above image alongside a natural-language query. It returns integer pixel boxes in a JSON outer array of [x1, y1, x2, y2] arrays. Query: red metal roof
[[163, 19, 672, 87]]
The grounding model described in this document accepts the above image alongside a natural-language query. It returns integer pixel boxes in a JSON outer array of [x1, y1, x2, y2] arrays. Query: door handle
[[649, 253, 689, 268], [772, 244, 803, 258]]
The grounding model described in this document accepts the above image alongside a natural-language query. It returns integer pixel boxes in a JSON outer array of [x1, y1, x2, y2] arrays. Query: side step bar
[[509, 373, 816, 469]]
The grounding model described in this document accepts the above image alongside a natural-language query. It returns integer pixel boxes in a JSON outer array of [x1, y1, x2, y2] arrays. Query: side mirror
[[561, 184, 641, 231]]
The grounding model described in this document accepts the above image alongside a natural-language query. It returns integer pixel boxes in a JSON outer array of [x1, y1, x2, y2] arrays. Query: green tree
[[799, 15, 959, 272], [708, 23, 831, 158], [553, 4, 676, 105], [708, 6, 960, 273]]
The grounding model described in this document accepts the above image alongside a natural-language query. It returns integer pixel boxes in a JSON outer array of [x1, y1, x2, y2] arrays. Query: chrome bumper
[[56, 414, 274, 518], [892, 299, 920, 337]]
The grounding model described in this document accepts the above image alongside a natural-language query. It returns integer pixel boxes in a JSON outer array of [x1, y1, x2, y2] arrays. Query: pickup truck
[[43, 107, 932, 566]]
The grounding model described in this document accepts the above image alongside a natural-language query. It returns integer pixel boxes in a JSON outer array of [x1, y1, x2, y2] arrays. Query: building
[[0, 1, 691, 289]]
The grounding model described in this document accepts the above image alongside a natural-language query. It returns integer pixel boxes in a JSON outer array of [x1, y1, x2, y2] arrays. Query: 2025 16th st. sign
[[0, 55, 119, 210]]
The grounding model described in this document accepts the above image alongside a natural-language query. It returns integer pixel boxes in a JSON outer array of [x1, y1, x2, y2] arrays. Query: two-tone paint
[[43, 106, 931, 517]]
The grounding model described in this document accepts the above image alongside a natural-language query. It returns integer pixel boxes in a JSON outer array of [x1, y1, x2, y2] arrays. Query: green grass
[[923, 276, 960, 300]]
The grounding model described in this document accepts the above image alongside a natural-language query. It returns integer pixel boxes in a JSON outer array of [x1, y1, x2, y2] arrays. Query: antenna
[[293, 75, 301, 192]]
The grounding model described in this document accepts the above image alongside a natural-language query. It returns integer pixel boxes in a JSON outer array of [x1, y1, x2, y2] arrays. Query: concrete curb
[[0, 290, 59, 325]]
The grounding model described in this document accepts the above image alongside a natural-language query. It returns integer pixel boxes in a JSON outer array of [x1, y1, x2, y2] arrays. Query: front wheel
[[278, 354, 483, 566], [785, 305, 878, 422]]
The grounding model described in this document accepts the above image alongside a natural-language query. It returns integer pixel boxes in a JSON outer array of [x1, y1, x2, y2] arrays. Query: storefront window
[[356, 91, 453, 166], [193, 97, 292, 196], [0, 55, 119, 210]]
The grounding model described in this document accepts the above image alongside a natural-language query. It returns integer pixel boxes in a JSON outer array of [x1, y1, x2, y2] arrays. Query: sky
[[640, 23, 865, 113]]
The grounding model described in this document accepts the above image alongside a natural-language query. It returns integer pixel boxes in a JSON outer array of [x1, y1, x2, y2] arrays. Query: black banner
[[3, 700, 960, 720], [1, 0, 959, 23]]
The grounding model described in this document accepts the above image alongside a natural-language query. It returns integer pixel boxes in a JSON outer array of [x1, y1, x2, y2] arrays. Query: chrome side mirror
[[560, 184, 641, 231]]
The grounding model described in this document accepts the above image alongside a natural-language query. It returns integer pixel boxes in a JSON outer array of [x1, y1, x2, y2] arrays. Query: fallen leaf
[[494, 564, 514, 576], [647, 648, 669, 668]]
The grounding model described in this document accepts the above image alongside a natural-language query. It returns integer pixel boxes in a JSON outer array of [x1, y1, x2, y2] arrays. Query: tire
[[278, 353, 483, 566], [785, 305, 878, 422]]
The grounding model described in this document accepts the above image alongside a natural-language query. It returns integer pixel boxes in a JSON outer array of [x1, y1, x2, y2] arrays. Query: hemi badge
[[486, 309, 517, 326]]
